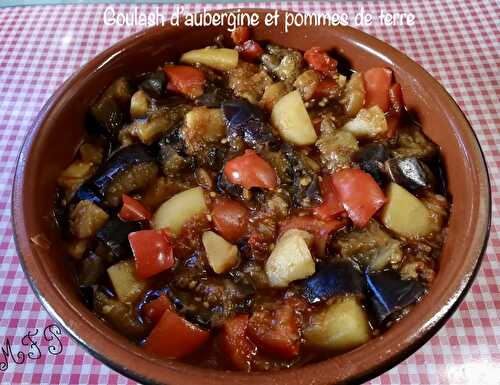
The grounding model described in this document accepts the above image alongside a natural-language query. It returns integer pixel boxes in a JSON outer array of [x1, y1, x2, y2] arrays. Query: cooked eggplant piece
[[426, 153, 448, 195], [282, 144, 322, 208], [78, 252, 105, 287], [352, 143, 390, 186], [385, 157, 435, 191], [196, 84, 233, 107], [72, 184, 103, 205], [392, 125, 437, 160], [222, 99, 276, 147], [139, 70, 166, 97], [366, 269, 425, 324], [261, 45, 303, 83], [90, 77, 132, 137], [94, 289, 151, 339], [69, 200, 109, 239], [302, 260, 365, 304], [95, 218, 141, 260], [158, 142, 188, 176], [167, 288, 213, 329], [216, 171, 244, 200], [93, 143, 159, 207]]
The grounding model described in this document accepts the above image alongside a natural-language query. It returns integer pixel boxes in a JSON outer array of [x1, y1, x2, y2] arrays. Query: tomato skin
[[386, 83, 404, 138], [313, 80, 338, 99], [236, 40, 264, 62], [231, 26, 250, 45], [363, 67, 393, 112], [331, 168, 386, 228], [224, 149, 278, 190], [211, 198, 249, 242], [128, 230, 174, 279], [144, 307, 209, 359], [220, 315, 257, 371], [247, 302, 301, 360], [304, 47, 337, 75], [118, 194, 152, 222], [313, 175, 345, 220], [164, 65, 205, 99], [141, 294, 172, 325]]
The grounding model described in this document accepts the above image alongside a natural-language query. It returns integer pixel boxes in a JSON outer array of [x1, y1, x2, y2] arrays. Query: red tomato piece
[[220, 314, 257, 371], [164, 65, 205, 99], [128, 230, 174, 279], [236, 40, 264, 62], [363, 67, 393, 112], [280, 215, 344, 257], [304, 47, 337, 76], [144, 308, 209, 359], [313, 80, 338, 99], [141, 294, 172, 325], [313, 174, 345, 220], [247, 302, 301, 360], [231, 26, 250, 45], [331, 168, 386, 228], [118, 194, 152, 222], [386, 83, 404, 138], [211, 198, 249, 242], [224, 149, 278, 190]]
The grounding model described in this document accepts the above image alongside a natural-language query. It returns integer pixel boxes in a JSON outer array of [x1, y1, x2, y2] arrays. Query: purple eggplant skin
[[92, 143, 157, 198], [222, 99, 277, 147], [366, 269, 425, 324], [385, 157, 435, 192], [352, 143, 391, 186], [139, 70, 166, 98], [302, 260, 365, 304], [95, 218, 141, 260], [426, 154, 448, 196]]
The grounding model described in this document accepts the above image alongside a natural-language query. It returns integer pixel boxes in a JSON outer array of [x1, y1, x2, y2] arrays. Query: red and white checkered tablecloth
[[0, 1, 498, 384]]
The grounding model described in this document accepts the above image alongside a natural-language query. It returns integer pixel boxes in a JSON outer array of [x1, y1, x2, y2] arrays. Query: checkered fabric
[[0, 1, 498, 384]]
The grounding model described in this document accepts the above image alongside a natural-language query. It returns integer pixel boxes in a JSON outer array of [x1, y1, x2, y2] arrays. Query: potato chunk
[[380, 183, 434, 238], [69, 200, 109, 239], [107, 260, 149, 304], [304, 296, 371, 351], [271, 90, 317, 145], [182, 107, 226, 154], [341, 105, 388, 138], [180, 48, 238, 71], [202, 231, 239, 274], [152, 187, 208, 235], [265, 229, 315, 287]]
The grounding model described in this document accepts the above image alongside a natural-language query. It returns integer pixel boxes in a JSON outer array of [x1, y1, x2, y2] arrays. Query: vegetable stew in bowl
[[55, 26, 449, 371]]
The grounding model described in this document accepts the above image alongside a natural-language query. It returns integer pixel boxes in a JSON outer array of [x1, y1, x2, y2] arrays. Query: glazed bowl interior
[[12, 10, 490, 385]]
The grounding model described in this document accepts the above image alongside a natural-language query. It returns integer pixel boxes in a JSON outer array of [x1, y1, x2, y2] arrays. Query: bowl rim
[[11, 9, 491, 385]]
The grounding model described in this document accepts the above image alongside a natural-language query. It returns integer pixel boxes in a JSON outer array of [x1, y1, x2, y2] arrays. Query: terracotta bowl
[[12, 10, 490, 385]]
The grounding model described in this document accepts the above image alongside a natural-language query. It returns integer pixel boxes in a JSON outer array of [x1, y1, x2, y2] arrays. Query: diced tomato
[[389, 83, 404, 112], [280, 215, 344, 256], [313, 175, 345, 220], [247, 302, 301, 360], [231, 26, 250, 45], [224, 149, 278, 190], [304, 47, 337, 76], [118, 194, 152, 222], [313, 80, 338, 99], [164, 65, 205, 99], [331, 168, 386, 228], [128, 230, 174, 279], [211, 198, 249, 242], [144, 307, 209, 359], [220, 315, 257, 371], [141, 294, 172, 325], [236, 40, 264, 62], [363, 67, 393, 112], [386, 83, 404, 138]]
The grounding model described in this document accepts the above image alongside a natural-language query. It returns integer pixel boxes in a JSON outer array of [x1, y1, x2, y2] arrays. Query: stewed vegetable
[[55, 26, 449, 371]]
